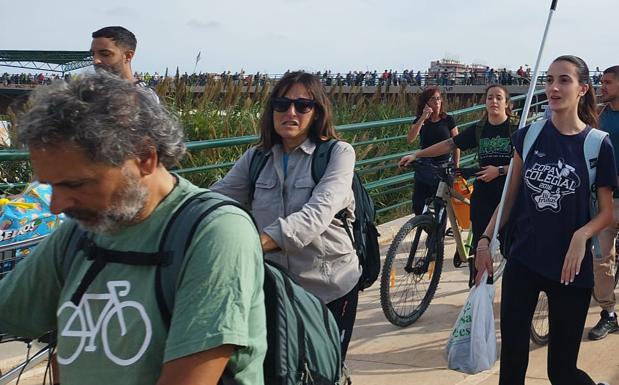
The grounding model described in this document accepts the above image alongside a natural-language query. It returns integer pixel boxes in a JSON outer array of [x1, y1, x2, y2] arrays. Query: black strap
[[249, 148, 270, 201], [156, 192, 256, 328], [337, 212, 355, 249], [311, 139, 338, 184], [70, 236, 169, 305]]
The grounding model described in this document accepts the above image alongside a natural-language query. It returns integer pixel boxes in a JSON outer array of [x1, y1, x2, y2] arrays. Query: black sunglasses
[[272, 97, 316, 113]]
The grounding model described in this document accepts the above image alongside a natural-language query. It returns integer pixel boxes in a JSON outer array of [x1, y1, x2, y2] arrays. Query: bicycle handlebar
[[408, 159, 479, 181]]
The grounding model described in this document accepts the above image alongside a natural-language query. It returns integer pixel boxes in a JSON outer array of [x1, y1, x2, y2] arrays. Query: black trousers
[[412, 179, 438, 216], [499, 258, 595, 385], [327, 284, 359, 361]]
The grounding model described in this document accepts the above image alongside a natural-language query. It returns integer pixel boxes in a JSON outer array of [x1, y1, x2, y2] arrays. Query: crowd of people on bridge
[[3, 66, 607, 91], [0, 24, 618, 385], [1, 72, 70, 86]]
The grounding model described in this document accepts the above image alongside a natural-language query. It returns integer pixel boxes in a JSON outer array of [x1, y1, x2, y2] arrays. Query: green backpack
[[62, 190, 342, 385]]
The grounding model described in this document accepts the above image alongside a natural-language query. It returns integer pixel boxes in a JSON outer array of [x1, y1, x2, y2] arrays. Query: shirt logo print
[[56, 281, 152, 366], [524, 159, 580, 212]]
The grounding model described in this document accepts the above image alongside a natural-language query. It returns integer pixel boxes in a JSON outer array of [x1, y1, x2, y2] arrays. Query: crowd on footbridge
[[1, 66, 607, 89]]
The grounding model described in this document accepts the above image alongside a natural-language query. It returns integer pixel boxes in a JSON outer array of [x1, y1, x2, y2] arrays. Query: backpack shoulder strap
[[248, 147, 269, 200], [522, 119, 546, 162], [583, 128, 608, 259], [62, 222, 87, 280], [584, 127, 608, 190], [508, 117, 519, 137], [156, 190, 251, 327], [474, 119, 485, 145], [311, 139, 338, 183]]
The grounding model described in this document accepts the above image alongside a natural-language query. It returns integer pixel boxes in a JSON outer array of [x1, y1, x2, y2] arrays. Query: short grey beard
[[76, 173, 150, 235]]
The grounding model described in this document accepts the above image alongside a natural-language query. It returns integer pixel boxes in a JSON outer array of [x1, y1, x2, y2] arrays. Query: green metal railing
[[0, 89, 547, 220]]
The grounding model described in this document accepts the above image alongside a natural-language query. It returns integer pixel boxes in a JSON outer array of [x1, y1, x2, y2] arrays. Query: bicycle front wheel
[[380, 215, 444, 327], [530, 291, 549, 346]]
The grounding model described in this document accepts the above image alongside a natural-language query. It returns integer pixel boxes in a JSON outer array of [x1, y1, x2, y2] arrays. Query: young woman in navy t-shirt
[[476, 56, 617, 385]]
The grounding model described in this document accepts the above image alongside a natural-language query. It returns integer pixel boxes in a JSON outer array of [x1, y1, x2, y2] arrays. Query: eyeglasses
[[429, 96, 442, 101], [272, 97, 316, 113]]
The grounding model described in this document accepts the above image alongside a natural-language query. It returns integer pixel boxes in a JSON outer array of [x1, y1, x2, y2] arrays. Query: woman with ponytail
[[475, 55, 616, 385], [400, 85, 515, 287]]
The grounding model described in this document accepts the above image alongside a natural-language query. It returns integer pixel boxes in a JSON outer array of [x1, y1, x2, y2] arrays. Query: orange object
[[452, 176, 473, 230]]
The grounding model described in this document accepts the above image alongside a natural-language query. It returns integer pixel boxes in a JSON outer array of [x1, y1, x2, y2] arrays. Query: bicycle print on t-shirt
[[524, 157, 581, 212], [56, 280, 152, 366]]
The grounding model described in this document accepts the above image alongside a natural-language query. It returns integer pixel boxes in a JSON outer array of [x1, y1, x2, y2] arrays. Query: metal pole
[[490, 0, 559, 260]]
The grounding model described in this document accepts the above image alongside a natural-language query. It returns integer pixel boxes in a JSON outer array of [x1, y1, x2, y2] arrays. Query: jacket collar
[[272, 137, 316, 156]]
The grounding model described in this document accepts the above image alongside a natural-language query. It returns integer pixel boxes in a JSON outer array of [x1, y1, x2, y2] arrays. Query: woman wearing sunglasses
[[406, 87, 460, 215], [211, 71, 360, 361]]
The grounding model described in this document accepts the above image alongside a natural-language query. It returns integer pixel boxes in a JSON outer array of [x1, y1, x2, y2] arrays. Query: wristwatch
[[498, 166, 505, 176]]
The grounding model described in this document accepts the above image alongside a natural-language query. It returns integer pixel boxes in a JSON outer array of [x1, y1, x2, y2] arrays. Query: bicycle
[[380, 160, 506, 327], [0, 235, 56, 385], [530, 238, 619, 346]]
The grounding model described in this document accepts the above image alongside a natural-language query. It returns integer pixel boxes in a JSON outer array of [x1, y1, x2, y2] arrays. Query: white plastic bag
[[445, 272, 497, 374]]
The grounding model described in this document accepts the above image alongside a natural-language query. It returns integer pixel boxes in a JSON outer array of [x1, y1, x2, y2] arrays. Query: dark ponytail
[[552, 55, 598, 127]]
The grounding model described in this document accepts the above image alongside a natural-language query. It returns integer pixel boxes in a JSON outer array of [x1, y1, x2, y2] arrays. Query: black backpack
[[62, 191, 342, 385], [249, 139, 381, 290]]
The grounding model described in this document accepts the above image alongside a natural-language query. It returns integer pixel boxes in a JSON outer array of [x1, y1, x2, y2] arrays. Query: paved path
[[347, 215, 619, 385], [2, 215, 619, 384]]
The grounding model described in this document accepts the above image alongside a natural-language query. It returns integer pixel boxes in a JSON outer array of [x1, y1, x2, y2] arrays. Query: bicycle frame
[[424, 178, 471, 265], [403, 175, 471, 277]]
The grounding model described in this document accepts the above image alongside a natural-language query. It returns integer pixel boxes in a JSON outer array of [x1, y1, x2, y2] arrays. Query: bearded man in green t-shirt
[[0, 72, 266, 385]]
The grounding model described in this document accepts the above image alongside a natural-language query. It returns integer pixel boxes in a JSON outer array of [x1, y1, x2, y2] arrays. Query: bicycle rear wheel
[[380, 215, 444, 327], [530, 291, 549, 346]]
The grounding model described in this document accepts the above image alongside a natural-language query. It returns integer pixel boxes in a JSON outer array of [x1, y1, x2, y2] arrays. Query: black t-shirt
[[453, 118, 513, 199], [414, 114, 455, 162], [509, 121, 617, 287]]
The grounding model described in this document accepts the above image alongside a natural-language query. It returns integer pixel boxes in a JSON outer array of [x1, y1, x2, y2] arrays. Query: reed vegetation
[[1, 78, 484, 222]]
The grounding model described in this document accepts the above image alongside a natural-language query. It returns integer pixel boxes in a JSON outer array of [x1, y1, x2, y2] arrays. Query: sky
[[1, 0, 616, 75]]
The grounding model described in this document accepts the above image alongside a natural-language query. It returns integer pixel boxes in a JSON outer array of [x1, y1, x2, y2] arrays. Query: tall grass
[[0, 79, 482, 221], [155, 79, 480, 222]]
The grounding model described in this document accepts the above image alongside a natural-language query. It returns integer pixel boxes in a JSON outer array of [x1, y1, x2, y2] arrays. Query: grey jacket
[[211, 138, 361, 302]]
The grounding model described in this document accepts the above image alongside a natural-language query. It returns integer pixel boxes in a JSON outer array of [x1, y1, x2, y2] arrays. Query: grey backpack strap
[[156, 190, 251, 327], [584, 128, 608, 193], [521, 119, 546, 163], [311, 139, 338, 183], [584, 128, 608, 259]]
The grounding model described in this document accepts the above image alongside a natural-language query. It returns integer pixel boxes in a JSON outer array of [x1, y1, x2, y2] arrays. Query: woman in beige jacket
[[211, 71, 360, 360]]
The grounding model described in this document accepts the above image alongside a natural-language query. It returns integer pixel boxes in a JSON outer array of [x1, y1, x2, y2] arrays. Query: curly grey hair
[[17, 72, 185, 168]]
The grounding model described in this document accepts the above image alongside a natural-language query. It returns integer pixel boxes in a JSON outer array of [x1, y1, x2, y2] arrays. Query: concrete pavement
[[346, 215, 619, 385]]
